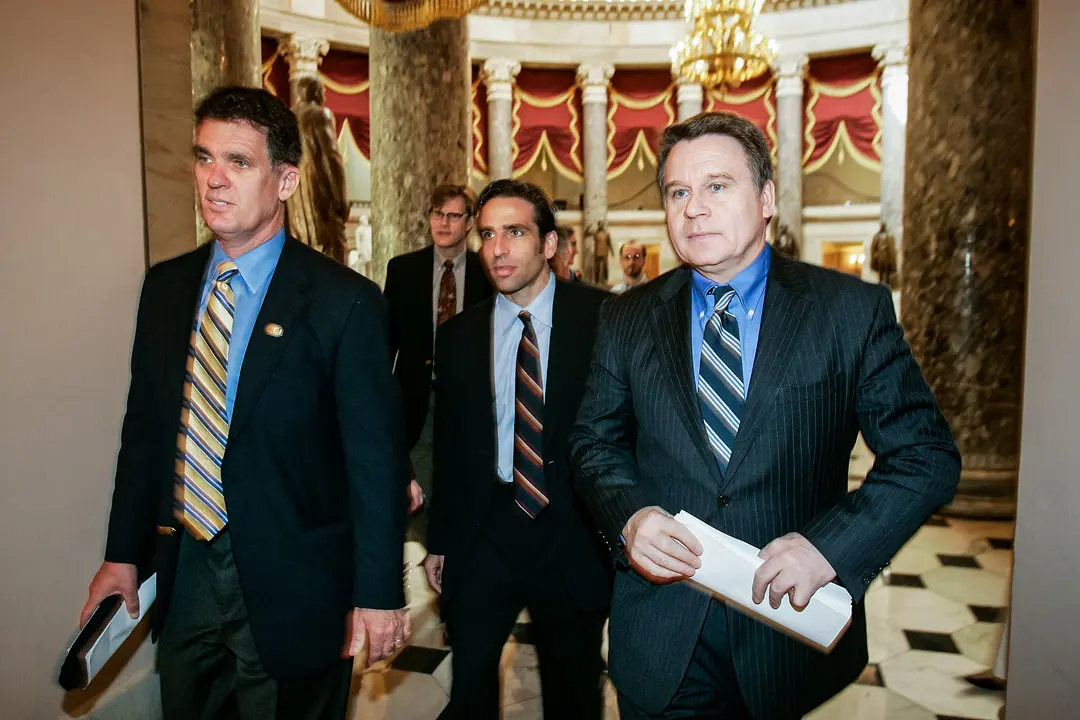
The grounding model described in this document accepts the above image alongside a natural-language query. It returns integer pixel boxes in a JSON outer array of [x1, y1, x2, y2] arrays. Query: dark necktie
[[437, 260, 456, 326], [512, 312, 548, 518], [697, 285, 744, 475]]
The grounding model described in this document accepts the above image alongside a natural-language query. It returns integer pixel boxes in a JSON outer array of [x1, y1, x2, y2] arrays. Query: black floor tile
[[925, 515, 950, 527], [988, 537, 1014, 550], [389, 645, 451, 674], [969, 605, 1009, 623], [511, 622, 534, 645], [937, 554, 982, 569], [885, 573, 926, 588], [904, 629, 961, 654], [937, 716, 988, 720]]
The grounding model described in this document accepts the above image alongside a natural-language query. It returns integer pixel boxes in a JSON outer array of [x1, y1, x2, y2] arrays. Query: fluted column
[[873, 41, 909, 281], [282, 34, 329, 106], [675, 77, 705, 122], [901, 0, 1033, 518], [369, 20, 471, 287], [576, 62, 614, 285], [772, 54, 808, 246], [481, 58, 521, 180]]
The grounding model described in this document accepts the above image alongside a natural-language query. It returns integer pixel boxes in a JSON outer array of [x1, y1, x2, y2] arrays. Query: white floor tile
[[350, 669, 448, 720], [805, 684, 936, 720], [880, 650, 1005, 719], [953, 622, 1006, 668], [865, 586, 976, 633], [921, 566, 1011, 606]]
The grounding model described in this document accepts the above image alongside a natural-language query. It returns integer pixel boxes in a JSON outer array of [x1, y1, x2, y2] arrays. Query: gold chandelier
[[334, 0, 489, 33], [671, 0, 777, 94]]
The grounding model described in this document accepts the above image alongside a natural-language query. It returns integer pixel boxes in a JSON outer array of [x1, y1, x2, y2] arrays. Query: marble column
[[577, 63, 614, 285], [874, 41, 909, 281], [282, 34, 330, 106], [772, 54, 808, 246], [901, 0, 1033, 518], [369, 19, 471, 287], [675, 77, 705, 122], [191, 0, 261, 245], [481, 58, 521, 181], [190, 0, 261, 100]]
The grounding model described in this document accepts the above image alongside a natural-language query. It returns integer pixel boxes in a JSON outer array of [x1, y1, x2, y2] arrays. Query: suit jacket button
[[717, 495, 730, 508]]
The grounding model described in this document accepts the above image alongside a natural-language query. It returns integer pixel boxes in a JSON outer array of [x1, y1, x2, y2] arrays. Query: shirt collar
[[691, 243, 771, 311], [209, 227, 286, 294], [433, 245, 467, 271], [495, 270, 557, 336]]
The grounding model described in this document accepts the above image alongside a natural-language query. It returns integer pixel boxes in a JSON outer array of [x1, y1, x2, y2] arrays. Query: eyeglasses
[[622, 253, 643, 261], [430, 210, 467, 222]]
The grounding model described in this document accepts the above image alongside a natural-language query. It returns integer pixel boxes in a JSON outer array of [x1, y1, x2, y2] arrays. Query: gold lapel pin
[[265, 323, 284, 338]]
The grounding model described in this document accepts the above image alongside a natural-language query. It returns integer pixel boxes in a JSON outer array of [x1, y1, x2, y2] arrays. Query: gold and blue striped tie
[[175, 261, 239, 540]]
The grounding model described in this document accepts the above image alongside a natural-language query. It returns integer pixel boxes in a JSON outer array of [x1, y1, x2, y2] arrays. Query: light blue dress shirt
[[690, 243, 771, 395], [196, 229, 285, 423], [493, 271, 557, 483]]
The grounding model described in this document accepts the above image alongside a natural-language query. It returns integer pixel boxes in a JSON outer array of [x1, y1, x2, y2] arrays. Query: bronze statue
[[287, 76, 350, 263], [773, 223, 799, 259], [870, 221, 899, 288], [590, 220, 611, 285]]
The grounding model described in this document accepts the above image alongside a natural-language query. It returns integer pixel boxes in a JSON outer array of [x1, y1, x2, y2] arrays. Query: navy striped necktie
[[512, 311, 549, 518], [697, 285, 744, 475]]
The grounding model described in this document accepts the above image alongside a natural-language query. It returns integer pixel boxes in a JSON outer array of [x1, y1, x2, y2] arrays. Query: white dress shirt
[[493, 271, 556, 483], [431, 247, 467, 328]]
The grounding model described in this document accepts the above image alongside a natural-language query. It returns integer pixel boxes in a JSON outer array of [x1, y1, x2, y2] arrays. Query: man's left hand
[[752, 533, 836, 610], [342, 607, 411, 663]]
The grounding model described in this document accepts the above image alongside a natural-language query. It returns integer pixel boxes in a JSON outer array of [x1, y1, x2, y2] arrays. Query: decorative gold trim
[[333, 0, 489, 33], [320, 73, 370, 95], [471, 75, 488, 173], [802, 121, 880, 174], [473, 0, 857, 22], [803, 71, 881, 169], [606, 85, 673, 177]]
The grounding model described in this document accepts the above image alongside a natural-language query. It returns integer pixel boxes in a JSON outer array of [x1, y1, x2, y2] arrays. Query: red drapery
[[705, 72, 778, 159], [320, 49, 370, 159], [472, 65, 489, 178], [803, 53, 881, 172], [607, 70, 675, 179], [261, 38, 291, 106], [512, 68, 583, 181]]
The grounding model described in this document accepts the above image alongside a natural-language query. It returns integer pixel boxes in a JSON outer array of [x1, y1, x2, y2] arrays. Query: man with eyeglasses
[[610, 240, 649, 294], [384, 184, 494, 543]]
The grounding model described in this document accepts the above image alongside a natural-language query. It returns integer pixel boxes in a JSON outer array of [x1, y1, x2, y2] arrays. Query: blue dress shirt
[[196, 229, 285, 423], [493, 271, 557, 483], [690, 244, 771, 395]]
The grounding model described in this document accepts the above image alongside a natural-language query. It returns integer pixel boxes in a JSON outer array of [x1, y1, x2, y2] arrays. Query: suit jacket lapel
[[722, 253, 813, 483], [164, 244, 213, 412], [542, 282, 572, 454], [228, 237, 311, 444], [474, 298, 498, 464], [651, 270, 725, 487], [464, 250, 490, 305], [418, 245, 436, 356]]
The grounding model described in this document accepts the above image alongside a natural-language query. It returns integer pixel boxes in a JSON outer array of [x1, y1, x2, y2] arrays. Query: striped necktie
[[175, 260, 239, 540], [698, 285, 744, 475], [512, 311, 549, 518]]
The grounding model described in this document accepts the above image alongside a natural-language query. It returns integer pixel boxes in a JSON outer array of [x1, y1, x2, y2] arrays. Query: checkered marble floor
[[349, 515, 1012, 720]]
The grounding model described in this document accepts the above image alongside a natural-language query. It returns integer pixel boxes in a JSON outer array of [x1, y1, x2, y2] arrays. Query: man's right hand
[[423, 554, 444, 594], [622, 506, 703, 583], [80, 561, 139, 628]]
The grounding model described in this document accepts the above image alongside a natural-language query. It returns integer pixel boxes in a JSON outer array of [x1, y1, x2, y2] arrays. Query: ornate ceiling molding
[[472, 0, 861, 22]]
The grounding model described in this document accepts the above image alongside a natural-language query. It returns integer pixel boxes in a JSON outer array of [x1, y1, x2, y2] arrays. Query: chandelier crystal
[[334, 0, 490, 33], [671, 0, 777, 95]]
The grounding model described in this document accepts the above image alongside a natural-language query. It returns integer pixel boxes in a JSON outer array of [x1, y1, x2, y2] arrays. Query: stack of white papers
[[674, 512, 852, 652]]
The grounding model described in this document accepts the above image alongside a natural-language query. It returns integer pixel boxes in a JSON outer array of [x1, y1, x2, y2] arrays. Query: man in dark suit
[[568, 112, 961, 720], [383, 184, 493, 537], [79, 87, 410, 719], [424, 179, 612, 719]]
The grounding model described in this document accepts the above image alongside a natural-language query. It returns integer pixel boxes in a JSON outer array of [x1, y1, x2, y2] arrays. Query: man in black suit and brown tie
[[79, 87, 409, 719], [569, 112, 961, 719], [423, 179, 612, 719], [383, 184, 494, 537]]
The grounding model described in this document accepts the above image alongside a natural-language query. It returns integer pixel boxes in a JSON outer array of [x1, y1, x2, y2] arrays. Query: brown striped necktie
[[174, 261, 238, 540], [512, 311, 548, 518], [437, 260, 456, 326]]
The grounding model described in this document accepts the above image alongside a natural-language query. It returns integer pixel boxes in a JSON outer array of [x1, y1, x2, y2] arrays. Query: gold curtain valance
[[334, 0, 489, 32]]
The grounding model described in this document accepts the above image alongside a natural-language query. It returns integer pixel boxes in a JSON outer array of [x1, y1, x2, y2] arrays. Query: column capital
[[576, 63, 614, 105], [675, 80, 704, 108], [481, 57, 521, 103], [772, 53, 808, 98], [282, 34, 329, 78], [872, 41, 909, 69]]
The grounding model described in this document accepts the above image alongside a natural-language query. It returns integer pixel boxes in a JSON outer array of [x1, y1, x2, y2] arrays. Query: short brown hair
[[429, 184, 476, 217], [657, 112, 773, 196]]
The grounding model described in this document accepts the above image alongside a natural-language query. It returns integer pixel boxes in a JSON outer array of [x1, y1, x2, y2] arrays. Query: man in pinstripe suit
[[569, 113, 960, 719]]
